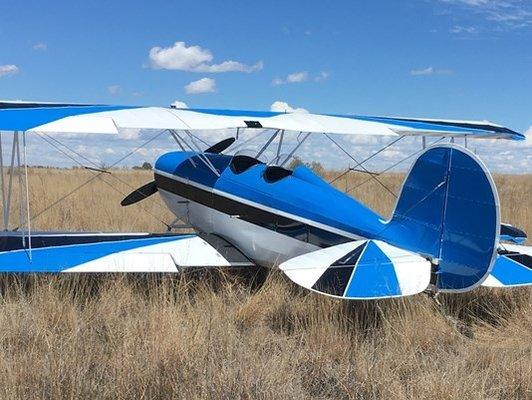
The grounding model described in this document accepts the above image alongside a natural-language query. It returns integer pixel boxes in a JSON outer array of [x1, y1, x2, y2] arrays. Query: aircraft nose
[[154, 151, 196, 175]]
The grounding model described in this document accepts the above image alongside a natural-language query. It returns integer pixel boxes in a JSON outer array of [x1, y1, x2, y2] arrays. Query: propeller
[[121, 181, 158, 206], [204, 137, 235, 154], [121, 137, 235, 207]]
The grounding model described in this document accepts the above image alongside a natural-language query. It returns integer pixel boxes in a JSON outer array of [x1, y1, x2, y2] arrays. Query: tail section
[[384, 144, 500, 292], [281, 144, 506, 299]]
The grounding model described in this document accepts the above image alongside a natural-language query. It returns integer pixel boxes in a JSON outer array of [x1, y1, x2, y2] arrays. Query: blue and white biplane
[[0, 101, 530, 299]]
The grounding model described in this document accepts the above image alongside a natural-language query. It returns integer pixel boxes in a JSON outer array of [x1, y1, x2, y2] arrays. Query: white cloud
[[107, 85, 121, 95], [119, 128, 141, 140], [315, 71, 330, 82], [0, 64, 19, 77], [270, 101, 308, 113], [441, 0, 490, 5], [149, 41, 263, 73], [272, 71, 308, 85], [33, 42, 47, 51], [410, 66, 452, 76], [200, 60, 263, 73], [185, 77, 216, 94], [411, 67, 435, 76], [450, 25, 479, 33], [170, 100, 188, 109], [437, 0, 532, 29], [525, 126, 532, 147]]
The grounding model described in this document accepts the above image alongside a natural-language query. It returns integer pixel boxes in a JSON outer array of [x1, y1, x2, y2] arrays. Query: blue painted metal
[[180, 108, 524, 140], [0, 235, 191, 272], [500, 224, 527, 244], [383, 146, 499, 291], [155, 144, 499, 292], [500, 235, 526, 245], [330, 115, 525, 140], [0, 105, 137, 131], [182, 109, 524, 139], [344, 241, 400, 298], [490, 254, 532, 287], [155, 151, 385, 240], [0, 103, 524, 140], [291, 165, 332, 188]]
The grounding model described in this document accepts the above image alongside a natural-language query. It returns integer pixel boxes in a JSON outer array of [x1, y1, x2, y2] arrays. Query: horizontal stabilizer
[[482, 244, 532, 288], [280, 240, 431, 300], [0, 232, 253, 273], [500, 223, 527, 244]]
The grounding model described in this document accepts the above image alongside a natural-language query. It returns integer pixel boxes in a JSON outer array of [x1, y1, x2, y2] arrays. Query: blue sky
[[0, 0, 531, 172]]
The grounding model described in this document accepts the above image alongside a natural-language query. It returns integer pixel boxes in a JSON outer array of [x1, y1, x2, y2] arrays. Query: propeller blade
[[205, 137, 236, 154], [121, 181, 158, 206]]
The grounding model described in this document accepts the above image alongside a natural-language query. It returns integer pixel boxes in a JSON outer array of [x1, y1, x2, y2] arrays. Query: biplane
[[0, 101, 530, 299]]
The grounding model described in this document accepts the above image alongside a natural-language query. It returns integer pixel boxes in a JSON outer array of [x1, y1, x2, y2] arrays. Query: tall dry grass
[[0, 168, 530, 399]]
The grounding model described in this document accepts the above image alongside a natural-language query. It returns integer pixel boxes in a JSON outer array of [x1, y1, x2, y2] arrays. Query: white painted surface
[[62, 236, 230, 272]]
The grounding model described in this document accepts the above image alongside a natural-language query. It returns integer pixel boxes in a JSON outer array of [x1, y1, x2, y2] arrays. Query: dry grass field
[[0, 168, 530, 399]]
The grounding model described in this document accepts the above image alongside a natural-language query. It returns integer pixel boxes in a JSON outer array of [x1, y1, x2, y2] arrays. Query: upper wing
[[0, 101, 524, 140], [0, 231, 253, 273]]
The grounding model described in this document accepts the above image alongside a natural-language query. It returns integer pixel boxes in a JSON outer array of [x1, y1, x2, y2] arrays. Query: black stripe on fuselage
[[154, 173, 352, 248]]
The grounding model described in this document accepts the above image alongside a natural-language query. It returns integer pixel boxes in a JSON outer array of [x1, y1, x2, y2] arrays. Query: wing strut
[[0, 130, 32, 259], [279, 132, 311, 167]]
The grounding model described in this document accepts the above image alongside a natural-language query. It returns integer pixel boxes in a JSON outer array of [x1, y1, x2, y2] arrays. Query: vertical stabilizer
[[384, 144, 500, 292]]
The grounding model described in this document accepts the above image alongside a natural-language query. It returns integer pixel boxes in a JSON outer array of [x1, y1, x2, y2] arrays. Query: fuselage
[[153, 151, 388, 267]]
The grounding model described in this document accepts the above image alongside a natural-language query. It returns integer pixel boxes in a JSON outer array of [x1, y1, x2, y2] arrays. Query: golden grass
[[0, 168, 530, 399]]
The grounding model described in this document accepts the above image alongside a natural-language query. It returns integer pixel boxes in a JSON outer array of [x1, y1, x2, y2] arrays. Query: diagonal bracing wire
[[21, 129, 171, 229], [39, 131, 171, 207], [32, 133, 171, 228], [324, 133, 398, 198], [346, 137, 446, 194], [329, 135, 405, 185]]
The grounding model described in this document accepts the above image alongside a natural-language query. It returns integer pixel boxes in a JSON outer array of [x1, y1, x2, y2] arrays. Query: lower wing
[[0, 231, 253, 273]]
